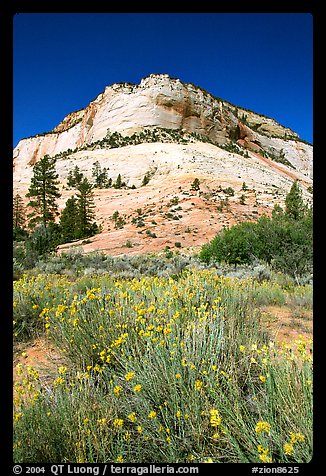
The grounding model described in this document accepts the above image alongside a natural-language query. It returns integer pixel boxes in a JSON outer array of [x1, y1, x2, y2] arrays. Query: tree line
[[68, 161, 126, 190], [13, 155, 100, 256], [13, 154, 154, 260]]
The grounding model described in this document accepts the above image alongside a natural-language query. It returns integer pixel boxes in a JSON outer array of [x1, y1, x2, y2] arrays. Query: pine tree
[[114, 173, 122, 189], [59, 196, 79, 242], [271, 203, 284, 221], [191, 178, 200, 191], [13, 193, 26, 229], [92, 161, 110, 188], [100, 168, 109, 187], [285, 180, 305, 220], [67, 165, 84, 188], [26, 155, 61, 229], [76, 177, 97, 238], [13, 194, 28, 240], [92, 161, 102, 186]]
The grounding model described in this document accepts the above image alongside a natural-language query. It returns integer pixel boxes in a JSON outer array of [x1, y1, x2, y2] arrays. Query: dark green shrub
[[199, 209, 312, 277], [26, 224, 60, 257], [190, 178, 200, 191], [223, 187, 235, 196]]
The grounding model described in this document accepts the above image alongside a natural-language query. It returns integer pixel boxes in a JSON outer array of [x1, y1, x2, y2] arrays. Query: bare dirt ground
[[13, 337, 66, 384], [57, 175, 274, 257], [261, 305, 313, 344]]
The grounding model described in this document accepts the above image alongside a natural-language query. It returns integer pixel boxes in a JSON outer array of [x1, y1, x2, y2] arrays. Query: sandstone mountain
[[13, 74, 313, 256]]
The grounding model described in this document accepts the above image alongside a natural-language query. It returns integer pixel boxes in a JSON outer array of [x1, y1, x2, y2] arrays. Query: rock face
[[13, 74, 312, 179], [13, 74, 313, 256]]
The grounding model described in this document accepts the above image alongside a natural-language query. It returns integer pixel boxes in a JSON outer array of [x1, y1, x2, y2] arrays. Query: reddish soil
[[260, 305, 313, 344], [14, 337, 65, 384], [57, 177, 270, 256]]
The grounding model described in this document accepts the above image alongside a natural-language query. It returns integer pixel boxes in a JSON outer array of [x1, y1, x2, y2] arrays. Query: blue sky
[[13, 13, 313, 147]]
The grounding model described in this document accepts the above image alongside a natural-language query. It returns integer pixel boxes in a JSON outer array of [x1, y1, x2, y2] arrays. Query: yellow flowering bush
[[13, 269, 312, 464]]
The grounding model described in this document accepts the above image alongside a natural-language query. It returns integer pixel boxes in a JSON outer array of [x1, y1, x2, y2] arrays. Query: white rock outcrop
[[13, 74, 313, 179]]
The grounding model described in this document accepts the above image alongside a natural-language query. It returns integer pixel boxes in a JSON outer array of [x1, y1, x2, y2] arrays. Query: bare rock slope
[[13, 74, 313, 255]]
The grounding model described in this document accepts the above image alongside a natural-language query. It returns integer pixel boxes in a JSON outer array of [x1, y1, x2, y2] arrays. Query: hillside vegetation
[[199, 181, 312, 279]]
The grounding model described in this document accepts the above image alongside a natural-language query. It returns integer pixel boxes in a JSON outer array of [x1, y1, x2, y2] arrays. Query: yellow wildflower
[[97, 418, 107, 426], [114, 385, 123, 395], [259, 375, 267, 383], [27, 365, 40, 380], [259, 453, 272, 463], [258, 445, 272, 463], [289, 432, 305, 444], [195, 379, 203, 391], [16, 363, 23, 376], [148, 410, 157, 419], [209, 408, 221, 428], [53, 376, 65, 387], [13, 412, 23, 422], [283, 443, 294, 456], [255, 421, 271, 434], [58, 366, 68, 376], [124, 371, 135, 381], [127, 412, 137, 422], [113, 418, 124, 428], [133, 384, 142, 392]]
